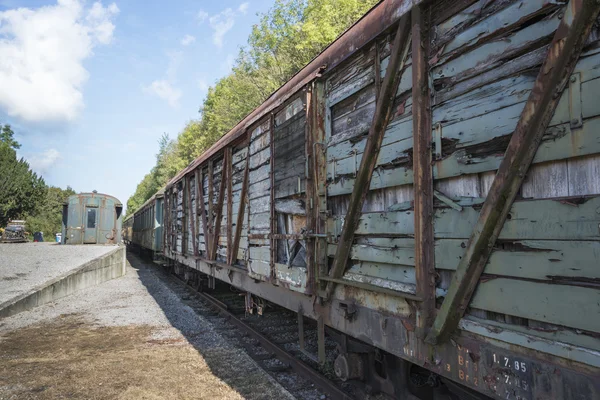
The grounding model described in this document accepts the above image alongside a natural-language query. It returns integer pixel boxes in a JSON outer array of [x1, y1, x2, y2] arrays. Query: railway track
[[143, 257, 372, 400]]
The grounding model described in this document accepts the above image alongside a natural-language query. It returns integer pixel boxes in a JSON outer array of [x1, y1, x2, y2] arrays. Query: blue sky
[[0, 0, 273, 209]]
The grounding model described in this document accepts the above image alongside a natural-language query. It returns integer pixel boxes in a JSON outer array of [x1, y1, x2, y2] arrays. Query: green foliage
[[0, 142, 46, 227], [127, 0, 378, 214], [25, 186, 76, 239], [1, 124, 20, 150]]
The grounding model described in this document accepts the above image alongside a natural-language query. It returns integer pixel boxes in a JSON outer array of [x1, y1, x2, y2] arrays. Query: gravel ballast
[[0, 242, 116, 305], [0, 252, 295, 400]]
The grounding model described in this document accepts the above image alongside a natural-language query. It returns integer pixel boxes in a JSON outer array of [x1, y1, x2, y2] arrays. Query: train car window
[[87, 208, 97, 228]]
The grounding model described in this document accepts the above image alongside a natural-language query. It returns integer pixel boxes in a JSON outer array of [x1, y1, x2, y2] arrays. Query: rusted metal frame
[[411, 4, 436, 338], [211, 151, 229, 261], [207, 160, 214, 257], [323, 13, 412, 301], [269, 113, 277, 281], [196, 169, 210, 258], [193, 170, 200, 256], [182, 178, 188, 255], [249, 233, 309, 240], [425, 0, 600, 345], [319, 276, 423, 302], [166, 0, 419, 189], [226, 147, 233, 264], [188, 173, 198, 256], [304, 87, 316, 293], [313, 81, 328, 293], [229, 147, 250, 265]]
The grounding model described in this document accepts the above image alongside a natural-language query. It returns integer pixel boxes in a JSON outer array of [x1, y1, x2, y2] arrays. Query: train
[[62, 192, 123, 245], [124, 0, 600, 399]]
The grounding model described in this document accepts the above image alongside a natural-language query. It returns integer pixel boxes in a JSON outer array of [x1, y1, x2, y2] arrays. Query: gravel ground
[[0, 253, 295, 400], [0, 242, 116, 304]]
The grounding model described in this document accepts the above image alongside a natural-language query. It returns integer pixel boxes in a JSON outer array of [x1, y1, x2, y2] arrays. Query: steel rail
[[168, 273, 355, 400]]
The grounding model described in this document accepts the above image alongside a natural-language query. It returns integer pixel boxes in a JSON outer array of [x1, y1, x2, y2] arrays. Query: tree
[[127, 0, 379, 214], [1, 124, 20, 150], [0, 144, 46, 227], [25, 186, 76, 239]]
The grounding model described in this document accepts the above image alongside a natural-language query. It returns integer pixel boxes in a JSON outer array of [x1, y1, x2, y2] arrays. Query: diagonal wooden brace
[[323, 12, 411, 301], [425, 0, 600, 345]]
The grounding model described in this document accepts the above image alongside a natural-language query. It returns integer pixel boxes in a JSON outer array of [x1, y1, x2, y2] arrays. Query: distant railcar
[[62, 192, 123, 245], [129, 1, 600, 399], [124, 189, 164, 257]]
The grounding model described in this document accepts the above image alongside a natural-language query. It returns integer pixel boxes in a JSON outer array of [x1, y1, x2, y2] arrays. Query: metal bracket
[[434, 122, 443, 160], [569, 72, 583, 129]]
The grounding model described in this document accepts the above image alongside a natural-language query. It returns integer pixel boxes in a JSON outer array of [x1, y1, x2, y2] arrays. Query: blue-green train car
[[123, 189, 164, 257], [62, 192, 123, 245]]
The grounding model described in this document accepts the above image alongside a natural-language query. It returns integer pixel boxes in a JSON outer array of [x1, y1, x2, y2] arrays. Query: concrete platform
[[0, 243, 126, 318]]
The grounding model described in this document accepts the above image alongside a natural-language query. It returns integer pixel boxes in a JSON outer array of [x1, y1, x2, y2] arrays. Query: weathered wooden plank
[[432, 11, 560, 83], [435, 175, 481, 198], [249, 194, 270, 214], [327, 136, 413, 180], [324, 13, 412, 301], [441, 0, 561, 57], [469, 278, 600, 333], [427, 1, 600, 345], [275, 198, 306, 215], [249, 147, 270, 169], [344, 261, 416, 285], [249, 129, 270, 155], [436, 239, 600, 282], [435, 46, 548, 105], [328, 68, 375, 108], [248, 178, 270, 200], [328, 165, 414, 196], [249, 246, 271, 262], [275, 96, 304, 126], [521, 160, 569, 199], [249, 211, 270, 231], [438, 196, 600, 240], [327, 115, 412, 161], [434, 75, 533, 126], [275, 175, 305, 199], [331, 196, 600, 240], [328, 238, 415, 266], [568, 154, 600, 196], [249, 163, 270, 183]]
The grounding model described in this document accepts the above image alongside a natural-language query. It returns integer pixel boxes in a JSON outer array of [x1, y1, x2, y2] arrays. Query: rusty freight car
[[150, 0, 600, 398]]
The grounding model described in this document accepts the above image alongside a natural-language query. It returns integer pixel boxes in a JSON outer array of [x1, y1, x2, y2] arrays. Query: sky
[[0, 0, 274, 210]]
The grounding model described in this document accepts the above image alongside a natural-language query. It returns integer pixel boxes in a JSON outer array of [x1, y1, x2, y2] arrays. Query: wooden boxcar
[[155, 0, 600, 398], [62, 192, 123, 244], [124, 189, 164, 257]]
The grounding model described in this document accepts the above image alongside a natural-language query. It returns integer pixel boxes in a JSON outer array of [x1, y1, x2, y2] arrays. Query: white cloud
[[238, 2, 249, 14], [143, 51, 182, 107], [0, 0, 119, 123], [143, 80, 181, 108], [27, 148, 61, 173], [197, 9, 208, 23], [180, 34, 195, 46], [209, 8, 236, 48]]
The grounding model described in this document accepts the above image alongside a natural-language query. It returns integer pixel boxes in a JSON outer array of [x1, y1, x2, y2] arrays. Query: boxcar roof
[[166, 0, 419, 188], [67, 192, 122, 205]]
